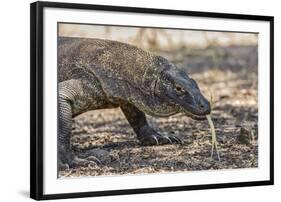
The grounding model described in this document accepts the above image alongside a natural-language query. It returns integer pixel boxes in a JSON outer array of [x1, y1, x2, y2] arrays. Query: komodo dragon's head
[[153, 56, 211, 120]]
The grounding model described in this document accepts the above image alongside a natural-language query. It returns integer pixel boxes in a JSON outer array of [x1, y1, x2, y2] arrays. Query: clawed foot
[[59, 155, 100, 170], [138, 126, 183, 146], [58, 147, 112, 170], [72, 156, 99, 167]]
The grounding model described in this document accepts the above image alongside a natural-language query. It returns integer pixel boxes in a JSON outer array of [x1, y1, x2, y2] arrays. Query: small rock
[[237, 127, 254, 145], [183, 136, 193, 144], [142, 154, 150, 159]]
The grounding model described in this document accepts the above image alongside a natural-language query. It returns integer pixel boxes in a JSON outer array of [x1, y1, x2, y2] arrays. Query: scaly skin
[[58, 37, 211, 168]]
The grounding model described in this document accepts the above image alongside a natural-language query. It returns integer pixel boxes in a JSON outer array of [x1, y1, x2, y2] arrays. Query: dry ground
[[59, 45, 258, 178]]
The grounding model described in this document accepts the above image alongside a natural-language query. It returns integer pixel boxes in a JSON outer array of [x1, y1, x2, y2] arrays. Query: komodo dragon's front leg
[[121, 103, 183, 145], [58, 79, 90, 168], [58, 78, 102, 168]]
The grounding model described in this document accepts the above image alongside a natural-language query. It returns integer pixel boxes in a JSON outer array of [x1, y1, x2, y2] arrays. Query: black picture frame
[[30, 1, 274, 200]]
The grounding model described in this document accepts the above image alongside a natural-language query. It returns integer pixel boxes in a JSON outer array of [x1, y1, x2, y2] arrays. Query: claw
[[152, 135, 159, 145], [163, 136, 172, 144], [72, 156, 90, 167], [170, 136, 183, 144], [175, 136, 183, 144], [86, 156, 101, 164]]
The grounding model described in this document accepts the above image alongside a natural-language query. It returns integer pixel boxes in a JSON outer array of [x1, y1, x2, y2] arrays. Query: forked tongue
[[206, 114, 220, 161]]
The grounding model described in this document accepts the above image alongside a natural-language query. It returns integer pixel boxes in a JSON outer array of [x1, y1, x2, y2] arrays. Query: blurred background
[[59, 23, 258, 75], [59, 23, 257, 49], [58, 23, 258, 177]]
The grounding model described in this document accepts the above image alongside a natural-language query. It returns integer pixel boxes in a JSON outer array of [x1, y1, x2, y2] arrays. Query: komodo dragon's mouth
[[166, 90, 211, 120], [181, 105, 210, 120], [186, 112, 207, 120]]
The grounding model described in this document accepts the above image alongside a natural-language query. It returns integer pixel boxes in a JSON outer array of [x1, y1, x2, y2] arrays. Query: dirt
[[59, 45, 258, 178]]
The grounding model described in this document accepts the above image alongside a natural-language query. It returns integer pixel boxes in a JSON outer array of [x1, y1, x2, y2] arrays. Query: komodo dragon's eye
[[175, 85, 185, 93]]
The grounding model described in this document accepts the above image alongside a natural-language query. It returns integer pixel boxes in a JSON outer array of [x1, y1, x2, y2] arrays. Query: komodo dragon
[[58, 37, 211, 168]]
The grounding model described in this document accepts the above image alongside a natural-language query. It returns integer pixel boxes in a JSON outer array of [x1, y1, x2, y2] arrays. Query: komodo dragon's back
[[58, 37, 170, 109], [59, 37, 158, 83]]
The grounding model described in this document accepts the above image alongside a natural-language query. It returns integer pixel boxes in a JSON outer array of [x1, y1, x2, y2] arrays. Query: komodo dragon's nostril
[[197, 98, 211, 114]]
